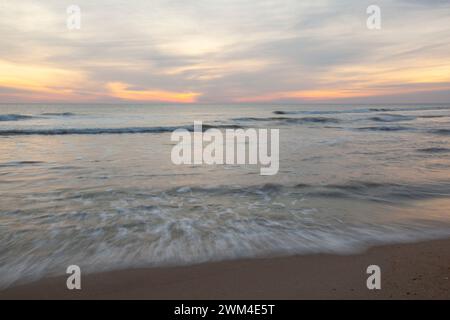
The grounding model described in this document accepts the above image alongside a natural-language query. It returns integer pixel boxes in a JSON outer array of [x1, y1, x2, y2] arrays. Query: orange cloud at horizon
[[2, 56, 450, 103], [106, 82, 201, 103], [236, 85, 450, 103], [0, 61, 202, 103], [236, 60, 450, 103], [0, 60, 86, 99], [235, 89, 369, 102]]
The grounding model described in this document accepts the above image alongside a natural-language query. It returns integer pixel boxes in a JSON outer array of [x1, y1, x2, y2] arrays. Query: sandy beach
[[2, 0, 450, 305], [1, 238, 449, 300]]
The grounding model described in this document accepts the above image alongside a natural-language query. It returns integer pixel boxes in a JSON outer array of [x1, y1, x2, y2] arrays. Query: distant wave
[[232, 117, 280, 122], [273, 105, 450, 116], [0, 161, 44, 168], [430, 129, 450, 136], [419, 115, 447, 119], [0, 114, 34, 121], [273, 111, 292, 115], [0, 113, 76, 121], [417, 147, 450, 153], [273, 108, 393, 115], [290, 117, 340, 123], [368, 114, 416, 122], [41, 112, 77, 117], [232, 116, 340, 124], [0, 124, 243, 136], [356, 126, 413, 132]]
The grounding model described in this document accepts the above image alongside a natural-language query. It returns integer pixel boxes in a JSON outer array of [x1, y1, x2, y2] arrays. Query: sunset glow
[[106, 82, 201, 103], [1, 0, 450, 103]]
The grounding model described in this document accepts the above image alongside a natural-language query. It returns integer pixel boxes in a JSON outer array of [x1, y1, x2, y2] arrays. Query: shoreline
[[1, 238, 449, 299]]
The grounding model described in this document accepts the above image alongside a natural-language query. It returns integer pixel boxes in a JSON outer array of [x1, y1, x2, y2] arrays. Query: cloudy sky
[[1, 0, 450, 103]]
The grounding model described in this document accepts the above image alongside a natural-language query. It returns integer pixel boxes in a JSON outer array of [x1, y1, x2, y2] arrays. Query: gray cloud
[[0, 0, 449, 102]]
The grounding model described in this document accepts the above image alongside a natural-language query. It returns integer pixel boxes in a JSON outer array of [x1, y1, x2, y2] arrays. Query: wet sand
[[1, 238, 449, 300]]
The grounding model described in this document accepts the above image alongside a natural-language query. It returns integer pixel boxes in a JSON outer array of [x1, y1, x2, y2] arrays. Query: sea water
[[1, 103, 450, 287]]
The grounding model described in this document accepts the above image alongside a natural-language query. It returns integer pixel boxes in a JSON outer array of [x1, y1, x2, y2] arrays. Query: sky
[[1, 0, 450, 104]]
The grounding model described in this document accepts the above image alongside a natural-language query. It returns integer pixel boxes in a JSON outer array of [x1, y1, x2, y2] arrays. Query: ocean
[[1, 103, 450, 287]]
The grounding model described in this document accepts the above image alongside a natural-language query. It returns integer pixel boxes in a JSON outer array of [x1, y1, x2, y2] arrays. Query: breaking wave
[[0, 114, 34, 121], [430, 129, 450, 136], [356, 126, 413, 132], [164, 180, 450, 202], [41, 112, 77, 117], [0, 124, 243, 136], [417, 147, 450, 154], [232, 116, 340, 124], [368, 114, 416, 122], [272, 105, 450, 116], [2, 180, 450, 288]]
